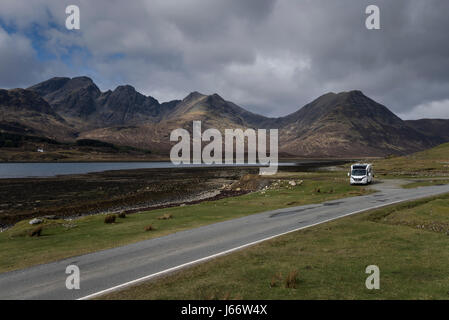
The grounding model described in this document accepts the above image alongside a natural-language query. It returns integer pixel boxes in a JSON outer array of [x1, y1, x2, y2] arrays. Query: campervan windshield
[[351, 169, 366, 176]]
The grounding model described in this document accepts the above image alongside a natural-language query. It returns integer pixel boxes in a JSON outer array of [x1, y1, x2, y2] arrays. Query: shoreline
[[0, 162, 351, 228], [0, 157, 371, 164], [0, 160, 351, 179], [0, 166, 266, 227]]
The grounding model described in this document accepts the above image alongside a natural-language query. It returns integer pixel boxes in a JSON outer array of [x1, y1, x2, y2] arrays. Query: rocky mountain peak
[[113, 84, 136, 92], [183, 91, 206, 102]]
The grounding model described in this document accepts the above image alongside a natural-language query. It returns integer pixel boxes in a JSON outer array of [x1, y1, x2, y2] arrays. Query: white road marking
[[78, 198, 408, 300]]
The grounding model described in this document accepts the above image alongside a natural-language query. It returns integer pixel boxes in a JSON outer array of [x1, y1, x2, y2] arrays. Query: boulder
[[29, 218, 43, 225]]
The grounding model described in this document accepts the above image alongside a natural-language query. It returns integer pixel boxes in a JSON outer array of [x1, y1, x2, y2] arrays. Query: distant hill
[[275, 91, 445, 156], [0, 88, 75, 141], [0, 76, 446, 157], [77, 91, 270, 151], [80, 90, 445, 156], [373, 140, 449, 177], [27, 77, 100, 120], [406, 119, 449, 141], [28, 77, 180, 130]]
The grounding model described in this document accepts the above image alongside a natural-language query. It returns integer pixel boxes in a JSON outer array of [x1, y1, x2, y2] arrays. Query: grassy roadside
[[101, 193, 449, 300], [402, 179, 449, 189], [372, 142, 449, 178], [0, 172, 370, 273]]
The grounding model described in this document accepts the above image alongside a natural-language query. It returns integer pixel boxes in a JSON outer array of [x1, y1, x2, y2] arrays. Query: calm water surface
[[0, 162, 299, 179]]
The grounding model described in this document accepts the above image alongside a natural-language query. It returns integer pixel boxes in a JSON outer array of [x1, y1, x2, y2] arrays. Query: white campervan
[[348, 163, 373, 185]]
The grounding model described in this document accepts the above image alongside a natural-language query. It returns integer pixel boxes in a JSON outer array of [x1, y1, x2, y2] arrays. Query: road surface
[[0, 180, 448, 299]]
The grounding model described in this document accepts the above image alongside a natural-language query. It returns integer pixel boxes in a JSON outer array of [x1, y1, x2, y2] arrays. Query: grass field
[[0, 172, 369, 273], [101, 193, 449, 300], [372, 142, 449, 178], [402, 179, 449, 189]]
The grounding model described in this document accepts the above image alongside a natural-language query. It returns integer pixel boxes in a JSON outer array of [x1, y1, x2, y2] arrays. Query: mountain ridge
[[0, 76, 447, 157], [0, 88, 76, 140]]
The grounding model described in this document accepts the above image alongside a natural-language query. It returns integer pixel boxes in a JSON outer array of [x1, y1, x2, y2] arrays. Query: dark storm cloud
[[0, 0, 448, 119]]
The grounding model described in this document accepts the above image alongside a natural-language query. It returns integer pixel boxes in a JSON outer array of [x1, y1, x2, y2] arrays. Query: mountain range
[[1, 76, 448, 157]]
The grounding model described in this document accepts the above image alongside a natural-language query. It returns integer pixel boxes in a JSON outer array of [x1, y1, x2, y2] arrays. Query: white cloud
[[399, 99, 449, 120], [226, 54, 310, 81], [0, 27, 40, 87]]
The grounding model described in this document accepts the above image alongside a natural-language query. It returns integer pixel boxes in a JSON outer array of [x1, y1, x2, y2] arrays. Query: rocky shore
[[0, 166, 265, 228], [0, 161, 348, 228]]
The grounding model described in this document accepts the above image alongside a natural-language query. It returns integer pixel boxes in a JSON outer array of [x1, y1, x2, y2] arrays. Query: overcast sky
[[0, 0, 448, 119]]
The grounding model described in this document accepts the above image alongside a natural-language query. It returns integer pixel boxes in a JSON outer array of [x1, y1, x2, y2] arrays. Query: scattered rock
[[118, 211, 126, 218], [104, 214, 116, 224], [29, 218, 43, 225], [288, 180, 297, 186], [29, 225, 43, 237]]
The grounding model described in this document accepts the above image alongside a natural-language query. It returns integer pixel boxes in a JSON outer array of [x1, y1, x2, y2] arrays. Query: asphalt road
[[1, 180, 448, 300]]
